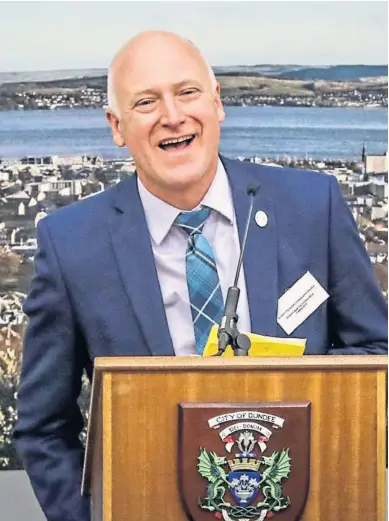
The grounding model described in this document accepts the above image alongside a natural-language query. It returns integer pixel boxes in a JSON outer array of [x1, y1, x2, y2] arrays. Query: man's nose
[[160, 97, 186, 127]]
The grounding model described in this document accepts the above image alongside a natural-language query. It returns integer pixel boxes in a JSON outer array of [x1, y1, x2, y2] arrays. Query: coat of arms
[[178, 403, 310, 521]]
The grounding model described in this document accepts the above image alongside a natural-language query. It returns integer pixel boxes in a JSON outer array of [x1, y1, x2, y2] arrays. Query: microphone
[[216, 182, 260, 356]]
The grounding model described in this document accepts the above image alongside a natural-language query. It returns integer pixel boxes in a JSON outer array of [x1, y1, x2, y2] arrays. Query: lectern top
[[93, 355, 388, 374]]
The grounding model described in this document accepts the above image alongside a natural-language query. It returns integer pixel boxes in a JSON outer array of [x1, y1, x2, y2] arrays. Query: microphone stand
[[217, 286, 251, 356], [216, 184, 259, 356]]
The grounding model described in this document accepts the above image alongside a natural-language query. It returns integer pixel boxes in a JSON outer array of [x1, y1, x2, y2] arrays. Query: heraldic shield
[[178, 402, 310, 521]]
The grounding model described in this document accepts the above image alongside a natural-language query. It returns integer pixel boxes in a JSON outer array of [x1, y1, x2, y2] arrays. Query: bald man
[[14, 31, 387, 521]]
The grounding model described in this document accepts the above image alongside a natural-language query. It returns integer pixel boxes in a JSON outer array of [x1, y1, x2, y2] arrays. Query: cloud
[[0, 1, 387, 71]]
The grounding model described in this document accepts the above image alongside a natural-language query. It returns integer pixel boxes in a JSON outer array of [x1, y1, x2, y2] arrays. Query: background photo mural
[[0, 0, 387, 471]]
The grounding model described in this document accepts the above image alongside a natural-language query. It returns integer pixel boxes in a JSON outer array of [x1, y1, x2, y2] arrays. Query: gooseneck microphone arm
[[216, 183, 260, 356]]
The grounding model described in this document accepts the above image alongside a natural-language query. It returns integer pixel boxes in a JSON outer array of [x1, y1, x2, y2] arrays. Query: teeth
[[160, 135, 193, 146]]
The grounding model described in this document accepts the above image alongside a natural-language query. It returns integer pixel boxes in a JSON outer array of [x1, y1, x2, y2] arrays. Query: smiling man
[[106, 32, 225, 210], [14, 31, 387, 521]]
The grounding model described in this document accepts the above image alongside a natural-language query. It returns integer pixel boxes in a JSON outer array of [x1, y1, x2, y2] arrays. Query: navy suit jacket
[[14, 156, 387, 521]]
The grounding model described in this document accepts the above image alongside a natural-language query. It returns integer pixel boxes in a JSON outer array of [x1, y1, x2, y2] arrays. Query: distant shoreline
[[0, 66, 387, 111], [0, 103, 388, 113], [0, 64, 387, 84], [0, 155, 371, 167]]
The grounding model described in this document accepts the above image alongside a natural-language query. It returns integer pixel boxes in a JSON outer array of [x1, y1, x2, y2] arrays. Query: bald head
[[105, 30, 225, 210], [107, 31, 217, 117]]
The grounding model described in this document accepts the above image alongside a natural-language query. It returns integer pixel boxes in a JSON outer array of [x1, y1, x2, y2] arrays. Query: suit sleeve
[[13, 218, 91, 521], [326, 175, 388, 354]]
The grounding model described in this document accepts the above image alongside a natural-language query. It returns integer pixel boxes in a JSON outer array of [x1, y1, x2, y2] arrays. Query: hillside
[[0, 64, 387, 86], [278, 65, 387, 81], [0, 64, 387, 110], [1, 74, 387, 98]]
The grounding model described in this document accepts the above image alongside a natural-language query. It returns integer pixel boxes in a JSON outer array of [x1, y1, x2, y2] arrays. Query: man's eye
[[136, 99, 155, 107], [181, 89, 198, 96]]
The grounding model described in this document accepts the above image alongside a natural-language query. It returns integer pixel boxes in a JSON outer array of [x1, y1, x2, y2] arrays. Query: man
[[14, 31, 387, 521]]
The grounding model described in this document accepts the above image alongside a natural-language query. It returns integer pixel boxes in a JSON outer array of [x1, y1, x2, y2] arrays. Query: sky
[[0, 0, 388, 72]]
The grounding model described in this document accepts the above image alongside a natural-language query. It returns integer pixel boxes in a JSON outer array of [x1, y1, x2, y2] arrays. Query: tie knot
[[174, 206, 211, 236]]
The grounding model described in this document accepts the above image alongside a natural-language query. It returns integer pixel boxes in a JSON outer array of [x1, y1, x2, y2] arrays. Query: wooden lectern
[[82, 356, 387, 521]]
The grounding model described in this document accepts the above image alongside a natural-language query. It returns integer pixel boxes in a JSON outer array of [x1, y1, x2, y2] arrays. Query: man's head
[[106, 31, 225, 209]]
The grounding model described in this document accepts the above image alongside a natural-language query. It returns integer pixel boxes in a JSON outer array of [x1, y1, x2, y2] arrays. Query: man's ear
[[106, 109, 125, 147], [214, 83, 225, 123]]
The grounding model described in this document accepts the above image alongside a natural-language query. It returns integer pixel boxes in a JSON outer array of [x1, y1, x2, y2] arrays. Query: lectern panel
[[98, 367, 385, 521]]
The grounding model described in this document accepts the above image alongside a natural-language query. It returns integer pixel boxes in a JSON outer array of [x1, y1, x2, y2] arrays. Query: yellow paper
[[203, 325, 306, 357]]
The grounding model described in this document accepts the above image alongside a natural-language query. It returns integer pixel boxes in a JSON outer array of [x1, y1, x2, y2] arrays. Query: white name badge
[[277, 271, 329, 335]]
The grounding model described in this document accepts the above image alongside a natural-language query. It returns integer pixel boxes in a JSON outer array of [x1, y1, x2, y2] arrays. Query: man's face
[[107, 37, 225, 205]]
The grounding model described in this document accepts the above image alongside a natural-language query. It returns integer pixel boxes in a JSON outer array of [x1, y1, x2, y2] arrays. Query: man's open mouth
[[158, 134, 196, 151]]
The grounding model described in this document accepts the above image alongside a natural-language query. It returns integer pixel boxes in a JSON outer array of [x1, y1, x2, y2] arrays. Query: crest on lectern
[[178, 402, 310, 521]]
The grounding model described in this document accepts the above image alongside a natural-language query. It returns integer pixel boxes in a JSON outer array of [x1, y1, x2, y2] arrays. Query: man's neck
[[156, 185, 210, 211], [138, 163, 219, 211]]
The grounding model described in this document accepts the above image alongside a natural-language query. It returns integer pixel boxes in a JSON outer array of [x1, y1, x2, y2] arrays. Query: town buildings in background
[[0, 149, 387, 329], [2, 84, 387, 111]]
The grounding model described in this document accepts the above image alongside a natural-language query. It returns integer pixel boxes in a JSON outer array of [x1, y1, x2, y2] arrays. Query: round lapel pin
[[255, 210, 268, 228]]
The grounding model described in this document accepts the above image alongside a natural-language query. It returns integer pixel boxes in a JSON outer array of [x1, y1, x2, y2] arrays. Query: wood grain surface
[[83, 356, 387, 521]]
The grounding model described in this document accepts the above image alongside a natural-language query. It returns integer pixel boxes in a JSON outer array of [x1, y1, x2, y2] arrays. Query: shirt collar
[[138, 158, 234, 246], [202, 158, 234, 225]]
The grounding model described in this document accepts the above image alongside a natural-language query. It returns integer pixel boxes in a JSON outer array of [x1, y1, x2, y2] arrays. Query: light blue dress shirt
[[138, 159, 251, 355]]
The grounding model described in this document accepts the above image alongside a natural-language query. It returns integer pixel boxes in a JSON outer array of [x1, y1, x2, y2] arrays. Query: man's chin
[[158, 155, 204, 180], [153, 151, 217, 192], [158, 150, 197, 169], [163, 169, 202, 189]]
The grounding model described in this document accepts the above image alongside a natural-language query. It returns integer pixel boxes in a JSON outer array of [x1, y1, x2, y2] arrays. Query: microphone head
[[246, 182, 260, 197]]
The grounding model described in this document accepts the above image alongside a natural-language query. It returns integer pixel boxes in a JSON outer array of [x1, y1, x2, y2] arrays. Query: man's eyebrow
[[175, 79, 202, 88], [132, 79, 202, 100], [131, 88, 158, 101]]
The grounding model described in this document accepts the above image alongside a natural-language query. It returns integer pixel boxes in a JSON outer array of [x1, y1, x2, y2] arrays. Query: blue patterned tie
[[175, 206, 224, 354]]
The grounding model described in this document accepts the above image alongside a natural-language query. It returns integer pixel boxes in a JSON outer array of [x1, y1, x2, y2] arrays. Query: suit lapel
[[221, 156, 279, 336], [109, 157, 278, 352], [109, 175, 174, 356]]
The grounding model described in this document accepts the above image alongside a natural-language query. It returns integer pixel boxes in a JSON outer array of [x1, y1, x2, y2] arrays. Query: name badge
[[277, 272, 329, 335]]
